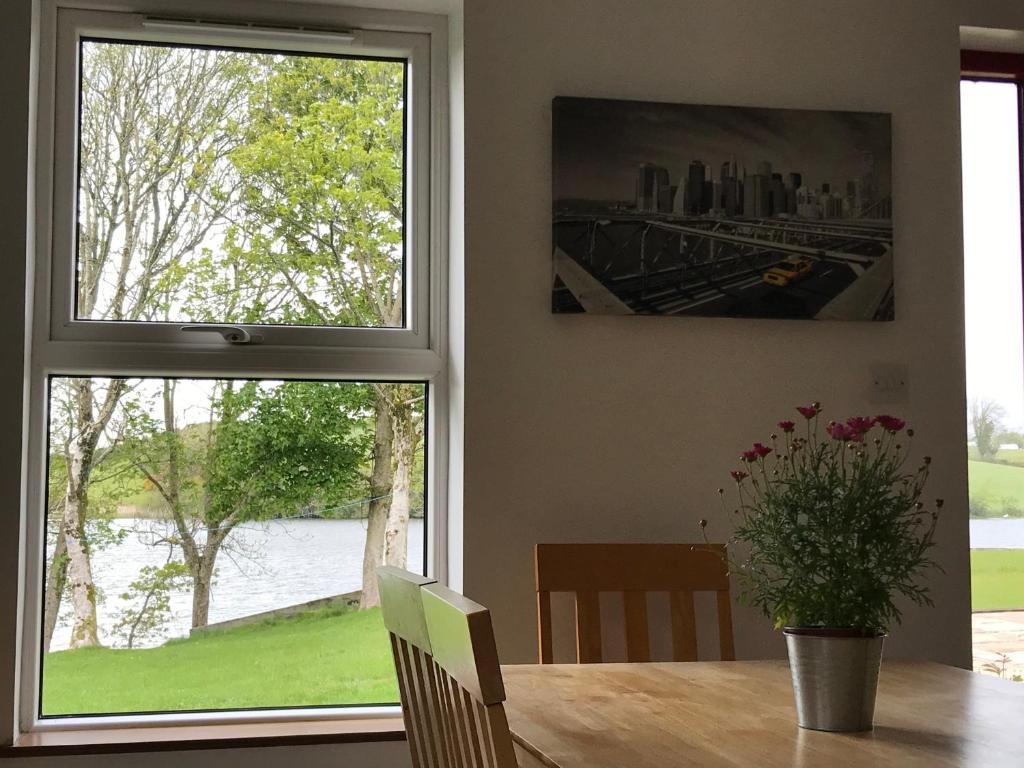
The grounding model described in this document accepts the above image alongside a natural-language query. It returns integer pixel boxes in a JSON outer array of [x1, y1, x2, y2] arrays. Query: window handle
[[180, 325, 264, 345]]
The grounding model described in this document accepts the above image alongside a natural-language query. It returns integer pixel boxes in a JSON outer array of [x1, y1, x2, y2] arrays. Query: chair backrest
[[377, 567, 517, 768], [534, 543, 735, 664], [421, 582, 518, 768], [377, 566, 440, 768]]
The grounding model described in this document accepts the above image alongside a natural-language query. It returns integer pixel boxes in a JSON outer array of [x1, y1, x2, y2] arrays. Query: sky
[[552, 97, 892, 203], [961, 80, 1024, 432]]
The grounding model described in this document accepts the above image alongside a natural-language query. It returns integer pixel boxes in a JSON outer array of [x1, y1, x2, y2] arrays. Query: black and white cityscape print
[[552, 97, 894, 320]]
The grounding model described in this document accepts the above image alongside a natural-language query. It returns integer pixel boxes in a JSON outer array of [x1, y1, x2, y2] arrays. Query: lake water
[[970, 518, 1024, 549], [50, 518, 424, 651]]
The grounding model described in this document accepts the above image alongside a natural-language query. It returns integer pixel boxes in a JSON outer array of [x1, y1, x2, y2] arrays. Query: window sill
[[1, 718, 405, 757]]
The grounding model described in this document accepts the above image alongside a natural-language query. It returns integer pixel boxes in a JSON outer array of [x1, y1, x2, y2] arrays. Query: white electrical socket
[[869, 363, 909, 404]]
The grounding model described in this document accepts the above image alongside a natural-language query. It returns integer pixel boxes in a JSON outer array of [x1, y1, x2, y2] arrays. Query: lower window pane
[[40, 376, 426, 717]]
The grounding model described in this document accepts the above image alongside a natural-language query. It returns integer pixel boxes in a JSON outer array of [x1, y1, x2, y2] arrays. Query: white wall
[[4, 0, 1024, 765], [458, 0, 1024, 668]]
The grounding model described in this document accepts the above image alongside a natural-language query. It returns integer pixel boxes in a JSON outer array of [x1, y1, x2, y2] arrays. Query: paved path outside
[[973, 611, 1024, 681]]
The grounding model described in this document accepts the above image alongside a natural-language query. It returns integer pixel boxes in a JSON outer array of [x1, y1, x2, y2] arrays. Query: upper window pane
[[75, 39, 406, 329]]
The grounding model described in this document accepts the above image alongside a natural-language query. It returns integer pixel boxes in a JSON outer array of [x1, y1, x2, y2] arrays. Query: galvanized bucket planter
[[783, 627, 885, 732]]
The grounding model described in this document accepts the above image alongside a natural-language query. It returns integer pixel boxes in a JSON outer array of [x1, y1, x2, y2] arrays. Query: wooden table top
[[501, 660, 1024, 767]]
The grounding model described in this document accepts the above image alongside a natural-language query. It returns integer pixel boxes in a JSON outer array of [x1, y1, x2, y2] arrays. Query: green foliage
[[112, 559, 192, 649], [971, 399, 1005, 461], [223, 55, 405, 327], [205, 381, 370, 525], [720, 406, 940, 632], [42, 607, 397, 714]]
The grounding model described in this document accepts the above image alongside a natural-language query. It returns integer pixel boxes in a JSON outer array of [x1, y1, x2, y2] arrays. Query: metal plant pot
[[783, 627, 885, 732]]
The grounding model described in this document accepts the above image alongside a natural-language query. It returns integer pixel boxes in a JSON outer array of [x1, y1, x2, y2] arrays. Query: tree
[[225, 56, 420, 607], [44, 42, 248, 650], [132, 380, 368, 628], [112, 549, 191, 649], [971, 399, 1006, 461]]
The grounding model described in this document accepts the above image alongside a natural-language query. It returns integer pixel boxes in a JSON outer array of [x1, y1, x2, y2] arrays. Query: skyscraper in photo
[[743, 173, 770, 217], [687, 160, 707, 214], [720, 159, 741, 216], [636, 163, 672, 213]]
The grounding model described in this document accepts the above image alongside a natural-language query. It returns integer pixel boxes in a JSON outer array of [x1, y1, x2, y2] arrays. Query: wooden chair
[[377, 566, 518, 768], [421, 581, 518, 768], [377, 566, 441, 768], [534, 543, 735, 664]]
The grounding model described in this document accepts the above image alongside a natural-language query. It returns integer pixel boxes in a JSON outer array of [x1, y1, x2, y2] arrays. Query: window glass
[[75, 39, 406, 329], [41, 376, 426, 716], [961, 79, 1024, 684]]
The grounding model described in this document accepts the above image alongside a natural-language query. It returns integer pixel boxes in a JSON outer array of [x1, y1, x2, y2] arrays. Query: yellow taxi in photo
[[762, 257, 813, 287]]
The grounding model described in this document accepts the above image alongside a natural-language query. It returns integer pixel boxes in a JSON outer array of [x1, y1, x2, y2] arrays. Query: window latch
[[180, 325, 264, 345]]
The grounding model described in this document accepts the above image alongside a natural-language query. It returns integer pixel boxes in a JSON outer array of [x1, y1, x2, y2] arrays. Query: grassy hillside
[[972, 549, 1024, 611], [41, 607, 398, 716], [968, 459, 1024, 517], [968, 446, 1024, 467]]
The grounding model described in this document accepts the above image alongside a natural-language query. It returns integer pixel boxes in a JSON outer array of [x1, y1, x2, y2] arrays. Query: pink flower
[[876, 415, 907, 433], [730, 470, 748, 482], [778, 420, 796, 433], [826, 423, 859, 442], [846, 416, 876, 435], [753, 442, 772, 458], [796, 405, 819, 419], [741, 450, 759, 463]]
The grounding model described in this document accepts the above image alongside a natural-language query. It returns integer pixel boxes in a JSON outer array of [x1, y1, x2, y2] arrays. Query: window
[[22, 2, 446, 730], [960, 53, 1024, 684]]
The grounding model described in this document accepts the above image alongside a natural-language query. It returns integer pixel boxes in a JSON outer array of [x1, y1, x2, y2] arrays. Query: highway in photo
[[552, 214, 894, 320]]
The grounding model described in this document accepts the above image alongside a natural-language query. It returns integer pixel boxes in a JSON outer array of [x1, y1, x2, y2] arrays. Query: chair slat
[[623, 591, 650, 662], [441, 668, 470, 768], [426, 658, 457, 768], [476, 699, 497, 768], [411, 647, 443, 768], [670, 590, 698, 662], [574, 590, 603, 663], [536, 590, 553, 664], [391, 634, 424, 768], [462, 687, 487, 768], [717, 590, 736, 661]]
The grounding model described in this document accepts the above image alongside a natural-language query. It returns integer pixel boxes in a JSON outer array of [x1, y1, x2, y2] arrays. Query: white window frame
[[19, 0, 449, 735]]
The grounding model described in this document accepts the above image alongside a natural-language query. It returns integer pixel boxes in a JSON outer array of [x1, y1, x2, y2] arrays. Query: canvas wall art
[[552, 97, 894, 320]]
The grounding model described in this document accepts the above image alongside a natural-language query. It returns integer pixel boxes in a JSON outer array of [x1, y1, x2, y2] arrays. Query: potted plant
[[710, 402, 942, 732]]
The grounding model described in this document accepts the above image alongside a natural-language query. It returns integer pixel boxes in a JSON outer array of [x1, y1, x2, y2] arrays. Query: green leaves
[[724, 414, 939, 632], [204, 382, 370, 525]]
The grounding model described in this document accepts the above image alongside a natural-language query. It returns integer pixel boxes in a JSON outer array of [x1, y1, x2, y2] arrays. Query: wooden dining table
[[500, 660, 1024, 767]]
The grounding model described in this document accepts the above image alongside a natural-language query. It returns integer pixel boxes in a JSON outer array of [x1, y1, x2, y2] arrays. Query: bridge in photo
[[551, 213, 894, 320]]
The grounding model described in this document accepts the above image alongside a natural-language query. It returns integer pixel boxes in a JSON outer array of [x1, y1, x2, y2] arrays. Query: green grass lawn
[[972, 549, 1024, 611], [968, 459, 1024, 516], [41, 607, 398, 716]]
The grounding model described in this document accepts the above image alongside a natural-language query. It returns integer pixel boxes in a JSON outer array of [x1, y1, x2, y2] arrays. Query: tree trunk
[[63, 381, 102, 648], [384, 402, 418, 570], [42, 522, 68, 652], [360, 399, 394, 609], [63, 479, 99, 648], [190, 550, 218, 629]]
